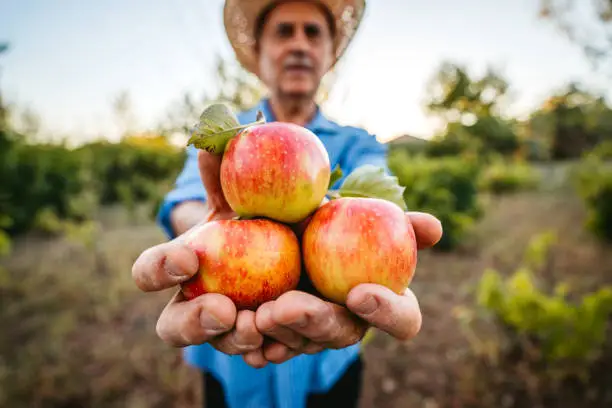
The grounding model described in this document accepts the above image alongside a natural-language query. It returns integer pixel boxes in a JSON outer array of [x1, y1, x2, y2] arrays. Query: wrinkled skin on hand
[[132, 150, 443, 368]]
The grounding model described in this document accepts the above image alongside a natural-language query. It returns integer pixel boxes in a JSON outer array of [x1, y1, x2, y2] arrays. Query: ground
[[1, 184, 611, 407]]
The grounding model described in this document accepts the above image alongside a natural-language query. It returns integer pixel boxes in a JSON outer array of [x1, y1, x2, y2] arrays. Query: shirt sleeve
[[156, 146, 207, 240], [336, 129, 390, 187]]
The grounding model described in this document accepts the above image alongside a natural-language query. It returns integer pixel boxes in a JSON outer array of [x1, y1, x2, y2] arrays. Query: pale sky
[[1, 0, 608, 144]]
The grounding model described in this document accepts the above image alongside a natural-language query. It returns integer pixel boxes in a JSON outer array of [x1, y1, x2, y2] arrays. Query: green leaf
[[328, 164, 343, 188], [333, 165, 407, 210], [187, 103, 265, 155]]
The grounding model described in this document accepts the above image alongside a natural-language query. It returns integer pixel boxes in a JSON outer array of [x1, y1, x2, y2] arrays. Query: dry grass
[[1, 185, 611, 408]]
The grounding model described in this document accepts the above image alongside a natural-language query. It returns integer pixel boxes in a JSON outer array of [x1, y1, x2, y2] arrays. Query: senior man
[[132, 1, 443, 407]]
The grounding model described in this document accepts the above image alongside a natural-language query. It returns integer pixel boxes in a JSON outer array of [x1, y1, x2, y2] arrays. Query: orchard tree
[[423, 61, 520, 158], [0, 42, 9, 130], [539, 0, 612, 75], [527, 83, 612, 159]]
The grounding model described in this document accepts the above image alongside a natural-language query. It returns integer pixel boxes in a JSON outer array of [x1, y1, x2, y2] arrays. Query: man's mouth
[[284, 64, 312, 74]]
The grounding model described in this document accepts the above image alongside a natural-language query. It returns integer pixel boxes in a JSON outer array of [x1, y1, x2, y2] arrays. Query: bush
[[456, 232, 612, 406], [0, 132, 185, 238], [589, 140, 612, 160], [477, 232, 612, 367], [76, 139, 185, 208], [571, 156, 612, 241], [388, 151, 482, 250], [479, 160, 541, 194], [0, 139, 87, 236]]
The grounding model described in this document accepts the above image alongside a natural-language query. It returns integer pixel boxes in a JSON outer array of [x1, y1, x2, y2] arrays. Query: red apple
[[180, 218, 301, 311], [220, 122, 331, 224], [302, 197, 418, 305]]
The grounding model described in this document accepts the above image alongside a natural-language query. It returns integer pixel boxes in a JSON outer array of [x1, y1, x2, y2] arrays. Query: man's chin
[[278, 86, 316, 100]]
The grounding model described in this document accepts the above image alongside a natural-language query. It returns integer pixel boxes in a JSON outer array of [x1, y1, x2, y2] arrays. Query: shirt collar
[[252, 98, 338, 134]]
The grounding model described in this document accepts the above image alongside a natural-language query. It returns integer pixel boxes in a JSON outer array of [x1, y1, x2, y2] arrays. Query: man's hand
[[132, 147, 442, 369], [132, 237, 265, 356], [247, 211, 442, 368], [132, 149, 264, 357]]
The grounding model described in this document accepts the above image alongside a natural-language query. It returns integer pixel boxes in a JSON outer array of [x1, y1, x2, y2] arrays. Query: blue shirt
[[157, 98, 389, 408]]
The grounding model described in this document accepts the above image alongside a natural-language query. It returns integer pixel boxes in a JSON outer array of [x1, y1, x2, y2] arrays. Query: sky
[[0, 0, 608, 144]]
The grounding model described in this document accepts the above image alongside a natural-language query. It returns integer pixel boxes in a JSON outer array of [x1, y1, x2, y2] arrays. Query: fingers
[[262, 342, 299, 364], [198, 150, 232, 213], [132, 241, 199, 292], [210, 310, 264, 355], [156, 291, 237, 347], [407, 211, 443, 249], [256, 301, 306, 350], [346, 283, 422, 341], [242, 348, 268, 368], [268, 291, 368, 349]]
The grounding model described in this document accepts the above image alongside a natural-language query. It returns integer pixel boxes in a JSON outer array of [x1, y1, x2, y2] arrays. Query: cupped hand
[[249, 211, 442, 367], [133, 147, 443, 369], [131, 149, 264, 357], [132, 236, 266, 356]]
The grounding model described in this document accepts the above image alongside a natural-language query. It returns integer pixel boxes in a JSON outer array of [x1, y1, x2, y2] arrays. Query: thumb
[[346, 283, 422, 341], [198, 150, 232, 214]]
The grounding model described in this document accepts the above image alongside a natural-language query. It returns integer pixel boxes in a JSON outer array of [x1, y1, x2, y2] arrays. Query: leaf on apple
[[330, 165, 407, 211], [187, 103, 265, 155], [328, 164, 343, 189]]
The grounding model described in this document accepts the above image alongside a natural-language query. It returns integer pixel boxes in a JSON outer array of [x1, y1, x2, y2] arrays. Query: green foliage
[[427, 117, 521, 159], [526, 84, 612, 160], [479, 160, 541, 194], [0, 139, 86, 236], [332, 164, 407, 211], [0, 128, 184, 239], [539, 0, 612, 74], [571, 154, 612, 241], [388, 150, 482, 250], [187, 103, 265, 155], [463, 232, 612, 384], [423, 62, 521, 159], [589, 140, 612, 160], [425, 61, 510, 121], [478, 272, 612, 367], [76, 139, 184, 208]]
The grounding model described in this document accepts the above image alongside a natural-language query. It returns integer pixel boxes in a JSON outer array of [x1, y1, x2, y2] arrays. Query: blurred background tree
[[420, 61, 521, 159], [539, 0, 612, 75]]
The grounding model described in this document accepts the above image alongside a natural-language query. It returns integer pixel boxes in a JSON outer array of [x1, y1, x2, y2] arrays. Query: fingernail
[[201, 312, 229, 334], [353, 295, 377, 315]]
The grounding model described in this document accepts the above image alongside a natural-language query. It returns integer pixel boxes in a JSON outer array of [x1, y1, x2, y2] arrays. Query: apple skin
[[180, 218, 302, 311], [302, 197, 418, 305], [220, 122, 331, 224]]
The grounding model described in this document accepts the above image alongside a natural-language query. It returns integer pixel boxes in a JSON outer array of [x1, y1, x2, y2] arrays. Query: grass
[[1, 168, 611, 407]]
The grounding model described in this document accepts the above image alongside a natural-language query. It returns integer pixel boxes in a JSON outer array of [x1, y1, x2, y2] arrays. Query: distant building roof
[[388, 134, 428, 146]]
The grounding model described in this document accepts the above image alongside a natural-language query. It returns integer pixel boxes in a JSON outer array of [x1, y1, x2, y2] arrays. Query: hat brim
[[223, 0, 366, 76]]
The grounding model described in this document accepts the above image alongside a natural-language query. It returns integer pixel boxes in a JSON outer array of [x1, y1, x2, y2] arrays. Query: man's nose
[[287, 27, 311, 52]]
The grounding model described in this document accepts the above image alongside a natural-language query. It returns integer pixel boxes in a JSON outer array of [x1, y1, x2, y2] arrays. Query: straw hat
[[223, 0, 366, 75]]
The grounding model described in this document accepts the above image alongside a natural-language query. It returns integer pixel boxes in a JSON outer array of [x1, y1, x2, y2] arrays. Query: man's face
[[255, 2, 335, 99]]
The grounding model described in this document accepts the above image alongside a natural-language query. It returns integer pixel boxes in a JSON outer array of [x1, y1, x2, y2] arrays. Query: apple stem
[[256, 110, 266, 122]]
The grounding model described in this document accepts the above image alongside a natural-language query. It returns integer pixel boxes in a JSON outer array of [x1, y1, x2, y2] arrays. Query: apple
[[302, 197, 418, 305], [188, 103, 331, 224], [180, 218, 301, 311], [220, 122, 330, 223]]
